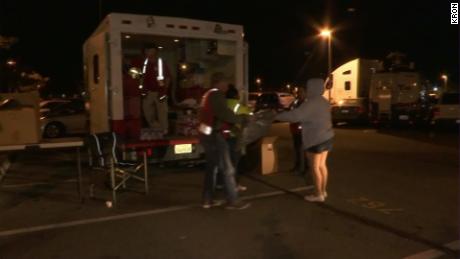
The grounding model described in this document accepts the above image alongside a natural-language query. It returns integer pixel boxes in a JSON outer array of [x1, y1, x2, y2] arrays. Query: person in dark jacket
[[289, 87, 306, 175], [275, 78, 334, 202], [198, 72, 251, 210]]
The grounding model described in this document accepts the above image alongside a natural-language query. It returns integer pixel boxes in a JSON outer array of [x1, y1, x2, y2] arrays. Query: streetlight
[[441, 74, 448, 89], [256, 77, 262, 91], [319, 28, 333, 100], [6, 59, 16, 66]]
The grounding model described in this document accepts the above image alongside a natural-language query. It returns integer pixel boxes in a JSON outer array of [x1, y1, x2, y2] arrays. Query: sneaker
[[304, 194, 325, 202], [202, 200, 224, 209], [225, 201, 251, 210], [236, 184, 248, 192]]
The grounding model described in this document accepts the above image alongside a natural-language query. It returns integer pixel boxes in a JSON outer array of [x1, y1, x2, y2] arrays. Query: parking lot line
[[0, 185, 313, 238], [245, 175, 459, 257], [1, 179, 78, 188], [403, 240, 459, 259]]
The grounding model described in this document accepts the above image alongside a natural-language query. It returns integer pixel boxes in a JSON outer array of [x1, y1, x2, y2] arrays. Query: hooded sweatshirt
[[275, 78, 334, 149]]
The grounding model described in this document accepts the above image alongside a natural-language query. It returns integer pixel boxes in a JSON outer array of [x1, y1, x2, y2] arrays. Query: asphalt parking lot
[[0, 124, 458, 258]]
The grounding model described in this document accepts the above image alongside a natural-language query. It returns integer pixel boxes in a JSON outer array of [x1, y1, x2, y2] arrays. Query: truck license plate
[[399, 115, 409, 120], [341, 109, 349, 114], [175, 144, 192, 154]]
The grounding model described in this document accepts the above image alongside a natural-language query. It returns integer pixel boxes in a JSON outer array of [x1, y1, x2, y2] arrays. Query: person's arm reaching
[[275, 101, 313, 123]]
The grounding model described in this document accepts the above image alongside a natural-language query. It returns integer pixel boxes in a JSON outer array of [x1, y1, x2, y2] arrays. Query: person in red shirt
[[121, 57, 142, 140], [131, 43, 171, 133], [198, 72, 251, 210]]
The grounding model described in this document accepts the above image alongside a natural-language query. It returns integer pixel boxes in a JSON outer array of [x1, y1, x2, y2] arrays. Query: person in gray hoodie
[[275, 78, 334, 202]]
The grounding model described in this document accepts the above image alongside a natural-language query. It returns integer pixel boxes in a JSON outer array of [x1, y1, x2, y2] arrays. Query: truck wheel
[[44, 122, 65, 138]]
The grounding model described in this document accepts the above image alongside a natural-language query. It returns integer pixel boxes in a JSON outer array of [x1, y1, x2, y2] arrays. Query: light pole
[[441, 74, 448, 90], [320, 28, 332, 100], [256, 77, 262, 92]]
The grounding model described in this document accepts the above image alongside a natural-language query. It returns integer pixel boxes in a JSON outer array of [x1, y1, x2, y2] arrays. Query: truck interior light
[[129, 67, 142, 79]]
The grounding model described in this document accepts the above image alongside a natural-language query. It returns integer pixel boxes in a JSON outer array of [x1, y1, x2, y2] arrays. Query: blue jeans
[[200, 133, 238, 204], [216, 137, 242, 185]]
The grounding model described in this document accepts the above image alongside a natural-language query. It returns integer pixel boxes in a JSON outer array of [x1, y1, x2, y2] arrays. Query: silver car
[[40, 100, 87, 138]]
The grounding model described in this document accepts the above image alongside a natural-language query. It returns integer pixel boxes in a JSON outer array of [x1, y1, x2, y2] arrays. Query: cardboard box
[[0, 107, 41, 145], [261, 136, 279, 175], [0, 91, 40, 110], [0, 91, 41, 146]]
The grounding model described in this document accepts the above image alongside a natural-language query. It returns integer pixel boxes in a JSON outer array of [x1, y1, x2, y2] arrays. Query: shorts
[[305, 138, 333, 154]]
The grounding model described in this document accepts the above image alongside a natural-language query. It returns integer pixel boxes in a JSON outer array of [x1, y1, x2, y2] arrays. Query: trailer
[[369, 71, 422, 125], [326, 58, 381, 124], [326, 57, 424, 126], [83, 13, 248, 162]]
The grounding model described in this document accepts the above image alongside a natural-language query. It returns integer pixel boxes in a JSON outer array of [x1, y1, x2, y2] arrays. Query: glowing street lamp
[[441, 74, 448, 89], [6, 59, 16, 66], [256, 77, 262, 91], [320, 29, 332, 38]]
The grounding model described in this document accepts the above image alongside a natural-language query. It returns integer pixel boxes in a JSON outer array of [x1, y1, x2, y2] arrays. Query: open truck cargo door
[[84, 32, 110, 134]]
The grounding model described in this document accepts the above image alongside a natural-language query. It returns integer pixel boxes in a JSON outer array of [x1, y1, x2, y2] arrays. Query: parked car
[[430, 92, 460, 127], [254, 92, 295, 112], [248, 92, 262, 110], [39, 99, 71, 113], [255, 92, 282, 112], [276, 92, 295, 109], [40, 99, 87, 138]]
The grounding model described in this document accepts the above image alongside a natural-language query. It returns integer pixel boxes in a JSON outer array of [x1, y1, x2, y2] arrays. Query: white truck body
[[326, 58, 381, 123], [83, 13, 248, 161]]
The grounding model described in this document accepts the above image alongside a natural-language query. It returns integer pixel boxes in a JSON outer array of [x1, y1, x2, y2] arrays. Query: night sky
[[0, 0, 458, 93]]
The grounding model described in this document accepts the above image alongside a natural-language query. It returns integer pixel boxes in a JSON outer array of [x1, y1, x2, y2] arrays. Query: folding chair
[[86, 132, 149, 206]]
